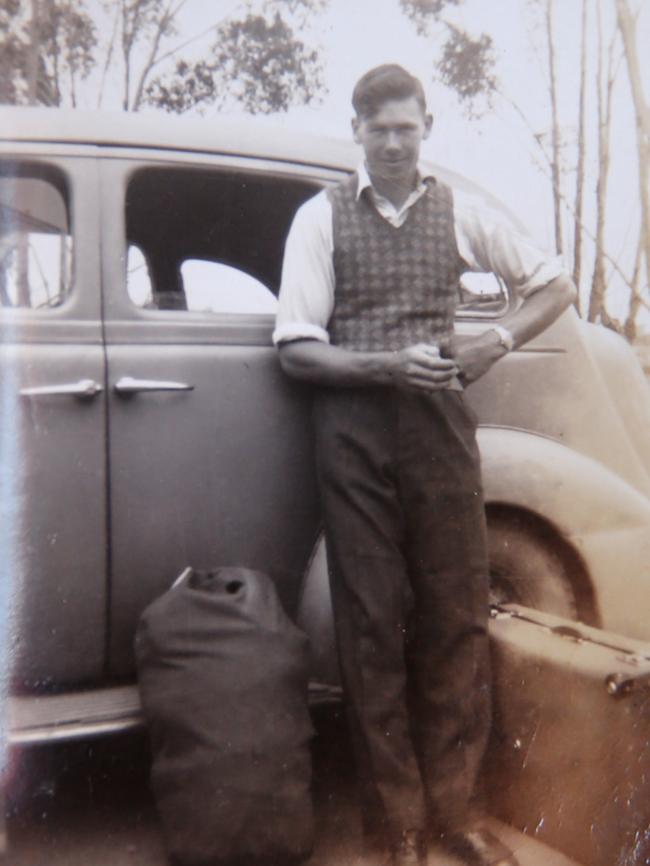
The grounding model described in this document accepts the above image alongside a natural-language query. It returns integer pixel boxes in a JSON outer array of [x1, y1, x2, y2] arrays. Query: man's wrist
[[481, 328, 510, 361], [489, 324, 515, 353]]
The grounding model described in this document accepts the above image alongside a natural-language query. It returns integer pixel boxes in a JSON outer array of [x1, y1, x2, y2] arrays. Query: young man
[[274, 65, 576, 866]]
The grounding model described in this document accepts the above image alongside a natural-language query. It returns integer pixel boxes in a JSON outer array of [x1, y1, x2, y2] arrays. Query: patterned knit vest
[[327, 173, 465, 352]]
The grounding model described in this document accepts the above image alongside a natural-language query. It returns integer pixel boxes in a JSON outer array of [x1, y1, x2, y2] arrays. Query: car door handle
[[113, 376, 194, 395], [20, 379, 103, 399]]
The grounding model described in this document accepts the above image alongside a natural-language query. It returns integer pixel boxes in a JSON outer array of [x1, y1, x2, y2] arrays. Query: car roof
[[0, 106, 523, 227]]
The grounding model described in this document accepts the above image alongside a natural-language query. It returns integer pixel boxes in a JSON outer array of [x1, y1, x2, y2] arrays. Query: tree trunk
[[545, 0, 563, 254], [27, 0, 41, 105], [16, 232, 31, 308], [588, 0, 613, 323], [572, 0, 588, 310], [624, 236, 643, 341], [616, 0, 650, 320]]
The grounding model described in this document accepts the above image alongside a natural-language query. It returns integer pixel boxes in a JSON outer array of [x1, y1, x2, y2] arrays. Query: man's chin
[[371, 162, 415, 182]]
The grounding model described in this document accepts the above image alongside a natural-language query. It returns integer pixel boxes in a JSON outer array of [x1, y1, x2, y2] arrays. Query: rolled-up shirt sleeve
[[453, 189, 568, 298], [273, 191, 335, 345]]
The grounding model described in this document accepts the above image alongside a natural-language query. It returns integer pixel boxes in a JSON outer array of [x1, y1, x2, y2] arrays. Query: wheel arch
[[484, 502, 599, 626], [479, 425, 650, 636]]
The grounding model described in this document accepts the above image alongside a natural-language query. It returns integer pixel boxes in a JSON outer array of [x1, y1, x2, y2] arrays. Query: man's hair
[[352, 64, 427, 119]]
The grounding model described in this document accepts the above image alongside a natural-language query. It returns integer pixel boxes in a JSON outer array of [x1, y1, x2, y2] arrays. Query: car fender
[[479, 425, 650, 639]]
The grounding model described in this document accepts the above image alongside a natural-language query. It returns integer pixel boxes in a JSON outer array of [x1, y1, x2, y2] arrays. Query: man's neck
[[367, 170, 418, 211]]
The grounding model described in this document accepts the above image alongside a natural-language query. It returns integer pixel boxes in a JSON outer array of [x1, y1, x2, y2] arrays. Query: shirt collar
[[355, 161, 434, 200]]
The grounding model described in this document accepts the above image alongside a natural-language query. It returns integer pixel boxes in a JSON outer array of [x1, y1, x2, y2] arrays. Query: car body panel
[[459, 313, 650, 499], [0, 155, 107, 687], [98, 157, 322, 677]]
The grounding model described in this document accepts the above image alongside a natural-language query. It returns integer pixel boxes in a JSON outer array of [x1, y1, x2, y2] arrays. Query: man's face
[[352, 96, 433, 185]]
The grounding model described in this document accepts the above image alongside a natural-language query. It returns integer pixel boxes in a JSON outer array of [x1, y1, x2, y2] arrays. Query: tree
[[616, 0, 650, 339], [145, 5, 326, 115], [1, 0, 329, 116], [572, 0, 588, 298], [492, 0, 649, 337], [0, 0, 96, 107], [544, 0, 563, 254], [102, 0, 184, 111], [588, 0, 617, 324], [399, 0, 497, 117]]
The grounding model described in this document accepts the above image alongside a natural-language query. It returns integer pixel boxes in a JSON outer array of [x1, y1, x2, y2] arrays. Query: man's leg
[[313, 388, 426, 852], [398, 390, 492, 836]]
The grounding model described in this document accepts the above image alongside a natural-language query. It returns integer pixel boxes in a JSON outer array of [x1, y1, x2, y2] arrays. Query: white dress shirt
[[273, 164, 566, 345]]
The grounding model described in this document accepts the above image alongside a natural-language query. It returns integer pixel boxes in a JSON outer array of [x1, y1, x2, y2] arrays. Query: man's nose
[[384, 131, 402, 152]]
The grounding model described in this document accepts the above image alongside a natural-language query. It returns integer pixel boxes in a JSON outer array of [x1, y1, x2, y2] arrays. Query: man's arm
[[278, 339, 459, 391], [449, 273, 577, 384]]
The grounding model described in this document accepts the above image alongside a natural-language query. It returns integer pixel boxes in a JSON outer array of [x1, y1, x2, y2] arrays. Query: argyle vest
[[326, 174, 465, 352]]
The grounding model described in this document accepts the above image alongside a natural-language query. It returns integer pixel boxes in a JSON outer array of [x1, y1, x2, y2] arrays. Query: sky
[[87, 0, 649, 330]]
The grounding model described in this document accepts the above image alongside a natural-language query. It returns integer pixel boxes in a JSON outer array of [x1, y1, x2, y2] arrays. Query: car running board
[[6, 681, 344, 747]]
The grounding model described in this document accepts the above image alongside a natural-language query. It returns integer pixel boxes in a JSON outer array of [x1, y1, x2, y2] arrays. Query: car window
[[0, 167, 72, 310], [126, 244, 154, 308], [125, 166, 318, 316], [457, 272, 508, 317], [180, 259, 277, 315]]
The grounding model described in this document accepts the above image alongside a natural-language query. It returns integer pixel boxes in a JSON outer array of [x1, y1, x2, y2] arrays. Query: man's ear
[[423, 113, 433, 140], [351, 116, 361, 143]]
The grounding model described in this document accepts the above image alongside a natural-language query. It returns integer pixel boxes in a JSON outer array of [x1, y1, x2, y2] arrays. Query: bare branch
[[131, 0, 186, 110], [97, 2, 120, 109], [572, 0, 588, 300], [495, 90, 639, 300], [146, 1, 242, 71], [545, 0, 563, 254]]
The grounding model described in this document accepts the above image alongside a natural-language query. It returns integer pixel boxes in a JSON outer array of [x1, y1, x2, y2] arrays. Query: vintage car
[[2, 106, 650, 866], [1, 105, 650, 704]]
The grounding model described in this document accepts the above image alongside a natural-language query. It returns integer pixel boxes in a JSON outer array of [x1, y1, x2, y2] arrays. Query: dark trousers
[[313, 386, 491, 846]]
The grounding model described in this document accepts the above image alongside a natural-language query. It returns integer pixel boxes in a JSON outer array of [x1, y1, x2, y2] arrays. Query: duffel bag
[[135, 566, 314, 866]]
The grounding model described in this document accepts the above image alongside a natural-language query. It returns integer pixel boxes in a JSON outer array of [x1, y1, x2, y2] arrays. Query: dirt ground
[[5, 707, 582, 866]]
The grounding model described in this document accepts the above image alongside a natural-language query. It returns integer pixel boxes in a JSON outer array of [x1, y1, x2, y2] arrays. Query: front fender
[[478, 426, 650, 639]]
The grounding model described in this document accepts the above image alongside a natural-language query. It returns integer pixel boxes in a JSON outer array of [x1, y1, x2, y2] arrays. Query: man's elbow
[[277, 343, 299, 378], [277, 341, 314, 380], [551, 273, 578, 312]]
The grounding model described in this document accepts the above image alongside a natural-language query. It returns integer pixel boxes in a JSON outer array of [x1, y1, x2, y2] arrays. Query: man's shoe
[[441, 827, 519, 866], [391, 828, 427, 866]]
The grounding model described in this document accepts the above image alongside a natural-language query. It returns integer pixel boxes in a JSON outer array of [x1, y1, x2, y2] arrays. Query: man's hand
[[446, 273, 578, 385], [446, 332, 506, 386], [387, 343, 459, 391], [278, 339, 459, 390]]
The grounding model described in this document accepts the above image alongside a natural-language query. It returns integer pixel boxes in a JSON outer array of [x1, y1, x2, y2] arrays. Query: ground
[[5, 708, 582, 866]]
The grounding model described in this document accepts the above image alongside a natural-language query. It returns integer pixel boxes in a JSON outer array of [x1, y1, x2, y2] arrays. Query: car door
[[99, 152, 333, 677], [0, 152, 107, 688]]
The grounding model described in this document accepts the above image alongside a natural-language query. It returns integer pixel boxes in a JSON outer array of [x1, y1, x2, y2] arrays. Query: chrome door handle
[[20, 379, 103, 399], [114, 376, 194, 394]]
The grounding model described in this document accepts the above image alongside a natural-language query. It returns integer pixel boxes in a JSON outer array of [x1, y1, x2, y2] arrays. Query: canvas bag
[[135, 566, 314, 866]]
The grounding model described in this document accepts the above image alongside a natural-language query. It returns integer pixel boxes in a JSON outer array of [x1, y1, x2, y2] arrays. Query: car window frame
[[0, 145, 102, 341], [99, 149, 341, 345]]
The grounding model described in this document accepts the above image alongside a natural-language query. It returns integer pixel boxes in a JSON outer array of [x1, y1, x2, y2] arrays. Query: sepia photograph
[[0, 1, 649, 865]]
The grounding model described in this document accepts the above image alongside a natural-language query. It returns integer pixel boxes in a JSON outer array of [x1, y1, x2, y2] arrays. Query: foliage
[[1, 0, 326, 115], [399, 0, 460, 36], [398, 0, 496, 117], [0, 0, 96, 106], [145, 7, 325, 114], [113, 0, 181, 110], [0, 0, 24, 104], [437, 24, 496, 111], [119, 0, 178, 59]]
